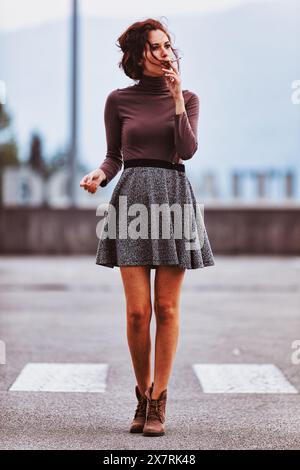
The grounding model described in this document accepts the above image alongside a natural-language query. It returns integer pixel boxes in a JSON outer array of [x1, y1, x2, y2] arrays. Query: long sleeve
[[99, 89, 123, 187], [174, 92, 199, 160]]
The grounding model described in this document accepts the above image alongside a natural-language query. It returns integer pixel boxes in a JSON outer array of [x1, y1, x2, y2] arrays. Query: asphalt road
[[0, 255, 300, 450]]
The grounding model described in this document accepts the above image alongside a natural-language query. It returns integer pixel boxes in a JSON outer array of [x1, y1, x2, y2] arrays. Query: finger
[[80, 176, 88, 186], [83, 176, 91, 185], [164, 71, 177, 81], [165, 60, 177, 72], [162, 67, 176, 74], [89, 182, 97, 192], [171, 61, 180, 75]]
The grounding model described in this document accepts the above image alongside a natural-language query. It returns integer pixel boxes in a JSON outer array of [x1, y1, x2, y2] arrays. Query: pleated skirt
[[95, 158, 215, 270]]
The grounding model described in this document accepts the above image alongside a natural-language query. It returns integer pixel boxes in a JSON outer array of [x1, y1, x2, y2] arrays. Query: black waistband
[[123, 158, 185, 172]]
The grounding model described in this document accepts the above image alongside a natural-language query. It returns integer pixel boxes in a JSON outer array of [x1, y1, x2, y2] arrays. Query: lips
[[160, 59, 172, 68]]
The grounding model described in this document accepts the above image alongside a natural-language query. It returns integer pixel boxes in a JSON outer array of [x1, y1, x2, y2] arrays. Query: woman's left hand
[[161, 61, 182, 100]]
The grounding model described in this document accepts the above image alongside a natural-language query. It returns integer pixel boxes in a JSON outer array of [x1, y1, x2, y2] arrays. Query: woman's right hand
[[79, 168, 107, 193]]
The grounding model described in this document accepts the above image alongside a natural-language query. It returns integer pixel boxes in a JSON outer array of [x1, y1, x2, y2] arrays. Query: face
[[139, 29, 177, 77]]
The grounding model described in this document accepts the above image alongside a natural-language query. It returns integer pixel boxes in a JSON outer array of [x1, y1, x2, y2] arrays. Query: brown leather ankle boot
[[129, 382, 154, 433], [143, 386, 167, 437]]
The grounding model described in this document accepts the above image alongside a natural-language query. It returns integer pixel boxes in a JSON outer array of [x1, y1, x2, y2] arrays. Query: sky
[[0, 0, 273, 32]]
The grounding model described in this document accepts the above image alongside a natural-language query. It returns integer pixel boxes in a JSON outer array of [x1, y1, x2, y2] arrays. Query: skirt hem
[[95, 259, 215, 270]]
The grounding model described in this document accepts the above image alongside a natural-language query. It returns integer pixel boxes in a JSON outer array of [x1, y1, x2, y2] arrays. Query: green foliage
[[0, 139, 19, 168]]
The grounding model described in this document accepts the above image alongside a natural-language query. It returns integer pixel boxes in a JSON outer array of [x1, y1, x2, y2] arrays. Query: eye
[[151, 44, 171, 50]]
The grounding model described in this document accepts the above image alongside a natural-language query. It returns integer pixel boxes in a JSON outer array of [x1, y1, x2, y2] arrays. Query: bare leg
[[152, 265, 186, 399], [120, 266, 152, 397]]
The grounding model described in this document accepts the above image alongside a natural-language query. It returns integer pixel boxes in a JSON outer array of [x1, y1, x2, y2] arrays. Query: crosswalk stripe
[[8, 362, 298, 394], [193, 363, 298, 393], [9, 363, 109, 393]]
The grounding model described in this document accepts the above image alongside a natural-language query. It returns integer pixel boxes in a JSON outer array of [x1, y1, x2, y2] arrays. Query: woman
[[80, 18, 215, 437]]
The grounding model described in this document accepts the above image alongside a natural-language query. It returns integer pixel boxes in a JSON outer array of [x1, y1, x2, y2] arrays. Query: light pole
[[69, 0, 79, 206]]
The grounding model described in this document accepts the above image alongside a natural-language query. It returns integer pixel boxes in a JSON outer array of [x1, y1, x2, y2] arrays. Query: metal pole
[[69, 0, 78, 206]]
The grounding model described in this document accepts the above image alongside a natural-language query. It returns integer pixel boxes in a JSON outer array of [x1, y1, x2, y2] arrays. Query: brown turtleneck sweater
[[99, 74, 199, 187]]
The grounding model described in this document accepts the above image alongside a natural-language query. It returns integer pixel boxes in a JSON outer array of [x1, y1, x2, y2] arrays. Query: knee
[[127, 305, 152, 329], [154, 300, 177, 324]]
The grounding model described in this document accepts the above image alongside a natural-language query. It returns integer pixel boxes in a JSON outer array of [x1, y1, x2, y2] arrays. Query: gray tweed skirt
[[95, 158, 215, 270]]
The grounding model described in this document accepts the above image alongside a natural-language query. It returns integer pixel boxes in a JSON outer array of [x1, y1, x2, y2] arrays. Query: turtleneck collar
[[137, 73, 170, 93]]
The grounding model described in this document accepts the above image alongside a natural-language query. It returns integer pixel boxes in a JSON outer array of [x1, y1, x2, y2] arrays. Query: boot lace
[[134, 396, 147, 419], [147, 399, 165, 423]]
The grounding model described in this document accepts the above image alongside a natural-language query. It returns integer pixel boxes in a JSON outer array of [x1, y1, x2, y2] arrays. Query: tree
[[28, 132, 47, 176], [0, 103, 20, 206]]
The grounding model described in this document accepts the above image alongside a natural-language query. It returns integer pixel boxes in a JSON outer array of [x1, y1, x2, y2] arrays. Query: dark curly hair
[[116, 17, 181, 81]]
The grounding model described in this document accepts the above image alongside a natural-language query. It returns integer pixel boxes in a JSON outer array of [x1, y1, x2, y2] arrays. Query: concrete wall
[[0, 206, 300, 255]]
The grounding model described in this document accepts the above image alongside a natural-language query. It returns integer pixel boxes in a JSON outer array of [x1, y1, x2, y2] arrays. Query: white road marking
[[9, 362, 298, 394], [193, 363, 298, 393], [9, 363, 108, 393]]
